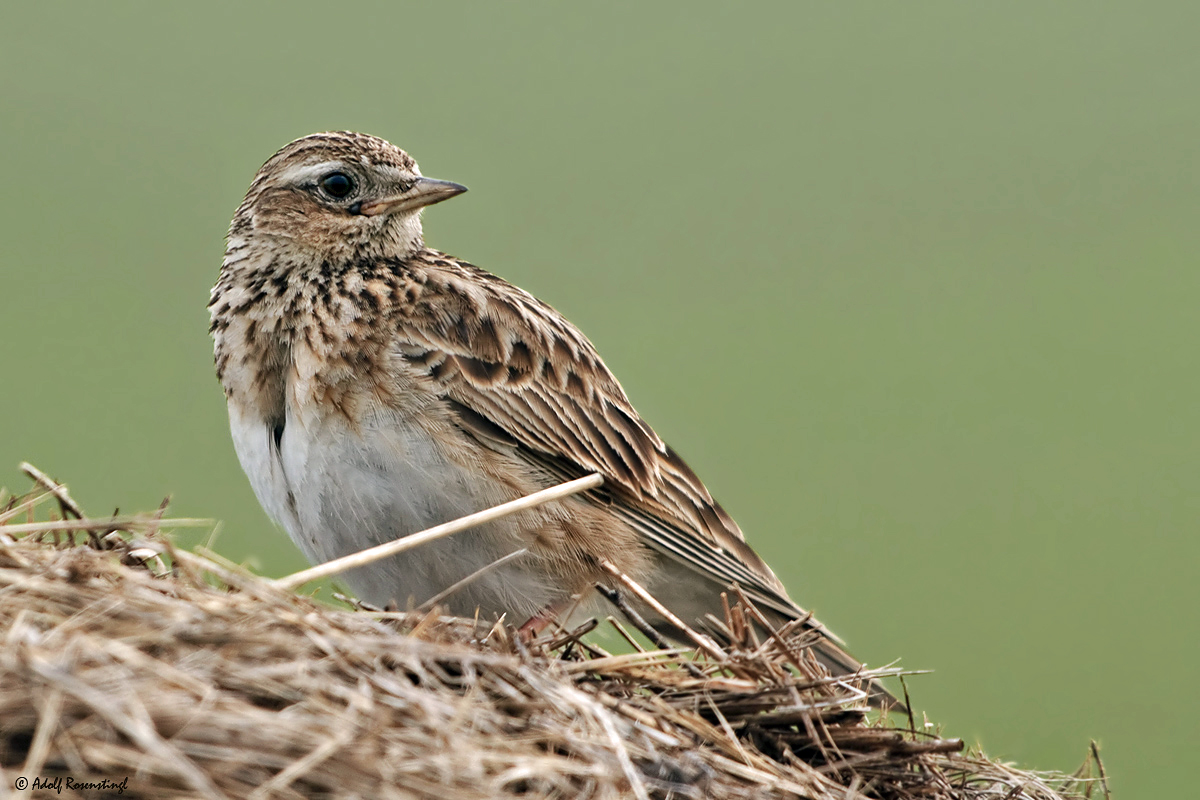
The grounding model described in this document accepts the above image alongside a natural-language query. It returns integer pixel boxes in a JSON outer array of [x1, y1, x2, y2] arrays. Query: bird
[[210, 131, 896, 706]]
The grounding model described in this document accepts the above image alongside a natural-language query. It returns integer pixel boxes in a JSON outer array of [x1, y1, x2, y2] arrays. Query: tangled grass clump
[[0, 464, 1108, 799]]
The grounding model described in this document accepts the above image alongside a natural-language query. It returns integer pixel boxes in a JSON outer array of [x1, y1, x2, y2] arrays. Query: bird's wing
[[388, 254, 916, 709], [390, 252, 806, 620]]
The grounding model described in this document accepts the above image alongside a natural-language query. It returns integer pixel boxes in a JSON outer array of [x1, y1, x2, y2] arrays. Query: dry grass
[[0, 465, 1109, 799]]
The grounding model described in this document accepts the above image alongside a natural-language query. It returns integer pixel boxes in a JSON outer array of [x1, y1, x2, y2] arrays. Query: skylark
[[210, 131, 894, 703]]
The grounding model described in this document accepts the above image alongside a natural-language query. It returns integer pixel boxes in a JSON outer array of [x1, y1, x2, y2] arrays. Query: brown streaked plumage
[[210, 131, 896, 706]]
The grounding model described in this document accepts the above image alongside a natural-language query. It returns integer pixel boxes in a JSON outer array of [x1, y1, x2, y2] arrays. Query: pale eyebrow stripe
[[275, 161, 347, 186]]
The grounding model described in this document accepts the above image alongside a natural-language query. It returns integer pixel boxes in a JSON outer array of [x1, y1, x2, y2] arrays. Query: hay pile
[[0, 466, 1107, 799]]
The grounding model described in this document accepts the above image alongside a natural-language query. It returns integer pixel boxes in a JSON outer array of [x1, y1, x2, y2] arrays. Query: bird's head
[[228, 131, 467, 264]]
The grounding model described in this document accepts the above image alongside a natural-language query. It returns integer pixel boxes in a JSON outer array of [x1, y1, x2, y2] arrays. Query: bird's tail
[[746, 599, 905, 713], [809, 636, 906, 714], [639, 588, 907, 713]]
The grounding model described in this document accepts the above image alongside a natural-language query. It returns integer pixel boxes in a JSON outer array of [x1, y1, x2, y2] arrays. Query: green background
[[2, 3, 1196, 795]]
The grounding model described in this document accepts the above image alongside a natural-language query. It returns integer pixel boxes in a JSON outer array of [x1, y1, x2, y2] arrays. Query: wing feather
[[393, 251, 796, 607]]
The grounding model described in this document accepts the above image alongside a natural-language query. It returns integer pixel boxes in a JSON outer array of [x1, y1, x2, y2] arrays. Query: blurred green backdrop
[[2, 3, 1196, 795]]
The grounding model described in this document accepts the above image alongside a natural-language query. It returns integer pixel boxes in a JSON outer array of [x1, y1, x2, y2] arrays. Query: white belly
[[228, 403, 561, 618]]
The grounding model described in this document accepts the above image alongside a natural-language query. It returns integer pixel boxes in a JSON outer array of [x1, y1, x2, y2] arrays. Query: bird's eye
[[319, 172, 354, 199]]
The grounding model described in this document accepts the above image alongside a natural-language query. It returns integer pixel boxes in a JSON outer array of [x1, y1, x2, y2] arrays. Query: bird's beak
[[359, 177, 468, 216]]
